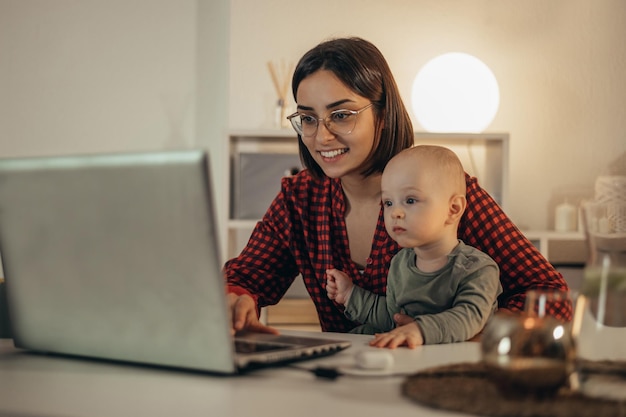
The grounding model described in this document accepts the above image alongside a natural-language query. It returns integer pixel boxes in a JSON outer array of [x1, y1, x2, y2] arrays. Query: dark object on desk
[[480, 313, 576, 396], [402, 362, 626, 417], [0, 278, 10, 338], [580, 358, 626, 378]]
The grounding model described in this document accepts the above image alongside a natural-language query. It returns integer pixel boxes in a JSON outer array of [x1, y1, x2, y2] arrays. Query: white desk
[[0, 331, 480, 417]]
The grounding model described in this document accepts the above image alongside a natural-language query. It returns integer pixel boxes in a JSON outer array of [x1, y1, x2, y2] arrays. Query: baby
[[326, 145, 502, 348]]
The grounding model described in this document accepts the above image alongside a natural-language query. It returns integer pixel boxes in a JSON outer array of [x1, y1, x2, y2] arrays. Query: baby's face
[[381, 156, 453, 248]]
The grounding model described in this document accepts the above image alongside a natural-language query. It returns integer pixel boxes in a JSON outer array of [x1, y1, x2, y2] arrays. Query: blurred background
[[1, 0, 624, 254]]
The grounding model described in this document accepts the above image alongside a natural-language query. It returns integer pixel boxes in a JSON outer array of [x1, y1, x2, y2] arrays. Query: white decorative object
[[267, 60, 294, 129], [595, 175, 626, 203], [595, 175, 626, 232], [411, 52, 500, 133], [555, 201, 577, 232]]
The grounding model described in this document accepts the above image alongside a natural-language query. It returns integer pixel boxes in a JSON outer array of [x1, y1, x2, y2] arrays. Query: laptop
[[0, 149, 350, 374]]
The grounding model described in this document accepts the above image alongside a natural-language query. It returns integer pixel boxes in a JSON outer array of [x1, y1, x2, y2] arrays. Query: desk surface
[[0, 331, 480, 417]]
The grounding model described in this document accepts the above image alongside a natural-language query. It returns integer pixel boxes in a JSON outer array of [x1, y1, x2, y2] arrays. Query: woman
[[225, 37, 570, 344]]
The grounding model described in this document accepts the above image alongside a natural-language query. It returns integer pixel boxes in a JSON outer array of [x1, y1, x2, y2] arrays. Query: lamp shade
[[411, 52, 500, 133]]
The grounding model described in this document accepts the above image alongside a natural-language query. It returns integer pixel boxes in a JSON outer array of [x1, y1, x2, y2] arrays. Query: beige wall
[[1, 0, 200, 155], [230, 0, 626, 230], [0, 0, 231, 255], [1, 0, 624, 235]]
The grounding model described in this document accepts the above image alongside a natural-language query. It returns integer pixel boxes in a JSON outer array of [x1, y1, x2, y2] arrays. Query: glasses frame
[[286, 103, 374, 137]]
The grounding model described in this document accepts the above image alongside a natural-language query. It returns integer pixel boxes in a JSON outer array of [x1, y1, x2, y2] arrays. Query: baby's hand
[[325, 269, 353, 306], [369, 321, 424, 349]]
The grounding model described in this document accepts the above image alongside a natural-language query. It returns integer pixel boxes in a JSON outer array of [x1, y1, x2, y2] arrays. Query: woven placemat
[[402, 361, 626, 417]]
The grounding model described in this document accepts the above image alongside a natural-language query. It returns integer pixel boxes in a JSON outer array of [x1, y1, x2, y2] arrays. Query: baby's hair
[[401, 145, 466, 196]]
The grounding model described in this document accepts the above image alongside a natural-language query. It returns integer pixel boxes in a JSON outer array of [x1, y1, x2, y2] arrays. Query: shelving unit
[[227, 129, 300, 260], [522, 230, 586, 264]]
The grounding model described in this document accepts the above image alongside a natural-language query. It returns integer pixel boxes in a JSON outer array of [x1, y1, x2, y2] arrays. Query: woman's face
[[295, 70, 377, 179]]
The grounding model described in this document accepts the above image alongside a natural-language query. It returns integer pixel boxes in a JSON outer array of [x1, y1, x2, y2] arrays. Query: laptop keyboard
[[234, 339, 290, 354]]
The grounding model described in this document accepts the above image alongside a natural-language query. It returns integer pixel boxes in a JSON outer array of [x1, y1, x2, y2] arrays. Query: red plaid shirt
[[225, 170, 571, 332]]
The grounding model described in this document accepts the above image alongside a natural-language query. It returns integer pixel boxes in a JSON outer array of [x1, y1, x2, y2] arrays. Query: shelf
[[521, 230, 586, 265], [264, 298, 320, 328], [228, 219, 259, 229], [229, 128, 296, 138], [522, 230, 585, 241]]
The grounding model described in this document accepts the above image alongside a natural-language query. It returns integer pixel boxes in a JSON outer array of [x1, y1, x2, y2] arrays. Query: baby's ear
[[447, 194, 467, 223]]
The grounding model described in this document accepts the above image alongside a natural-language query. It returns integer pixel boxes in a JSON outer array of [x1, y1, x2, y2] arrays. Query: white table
[[0, 332, 480, 417]]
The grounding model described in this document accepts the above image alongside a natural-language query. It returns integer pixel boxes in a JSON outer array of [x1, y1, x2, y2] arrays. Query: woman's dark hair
[[292, 37, 414, 179]]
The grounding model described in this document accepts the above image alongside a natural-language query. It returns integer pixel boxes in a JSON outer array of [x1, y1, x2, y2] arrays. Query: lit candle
[[555, 201, 577, 232]]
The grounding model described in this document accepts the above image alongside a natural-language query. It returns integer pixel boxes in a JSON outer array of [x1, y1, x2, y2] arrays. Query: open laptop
[[0, 149, 350, 374]]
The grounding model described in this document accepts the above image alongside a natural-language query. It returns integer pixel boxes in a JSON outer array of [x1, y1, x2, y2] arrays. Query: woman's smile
[[319, 148, 349, 160]]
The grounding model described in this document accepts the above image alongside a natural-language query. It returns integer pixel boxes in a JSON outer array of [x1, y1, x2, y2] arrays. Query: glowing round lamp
[[411, 52, 500, 133]]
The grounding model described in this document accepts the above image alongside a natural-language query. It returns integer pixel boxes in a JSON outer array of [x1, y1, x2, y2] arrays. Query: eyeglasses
[[286, 103, 374, 137]]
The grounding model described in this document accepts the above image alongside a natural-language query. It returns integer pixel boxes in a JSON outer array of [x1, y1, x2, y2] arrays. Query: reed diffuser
[[267, 60, 294, 129]]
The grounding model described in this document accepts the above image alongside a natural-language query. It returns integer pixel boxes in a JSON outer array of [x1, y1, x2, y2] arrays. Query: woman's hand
[[369, 315, 424, 349], [226, 293, 280, 335]]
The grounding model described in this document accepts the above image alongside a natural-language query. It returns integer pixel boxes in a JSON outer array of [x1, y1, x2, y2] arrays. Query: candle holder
[[481, 290, 576, 397]]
